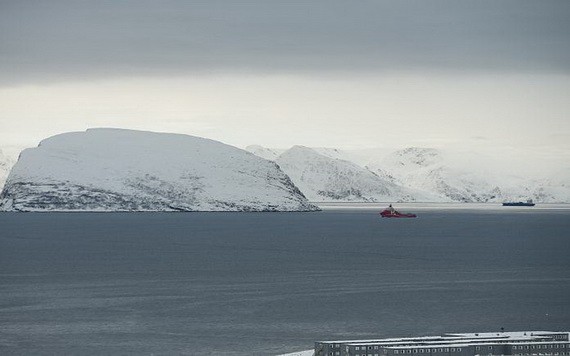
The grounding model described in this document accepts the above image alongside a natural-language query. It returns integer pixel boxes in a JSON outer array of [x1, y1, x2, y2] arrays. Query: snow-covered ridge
[[249, 145, 570, 203], [245, 145, 284, 161], [0, 149, 15, 190], [376, 147, 570, 203], [367, 147, 502, 202], [0, 129, 318, 212], [274, 145, 440, 202]]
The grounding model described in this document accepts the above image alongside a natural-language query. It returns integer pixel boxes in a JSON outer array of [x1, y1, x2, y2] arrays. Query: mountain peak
[[1, 129, 318, 212], [288, 145, 316, 153], [276, 145, 433, 202], [245, 145, 282, 161], [389, 147, 442, 167]]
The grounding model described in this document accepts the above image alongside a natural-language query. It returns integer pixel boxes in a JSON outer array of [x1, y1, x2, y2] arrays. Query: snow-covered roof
[[317, 336, 447, 344], [320, 331, 569, 347], [378, 341, 570, 349], [351, 336, 556, 345], [446, 331, 564, 339]]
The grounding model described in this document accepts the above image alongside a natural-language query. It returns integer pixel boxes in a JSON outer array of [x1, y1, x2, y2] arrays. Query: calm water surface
[[1, 206, 569, 355]]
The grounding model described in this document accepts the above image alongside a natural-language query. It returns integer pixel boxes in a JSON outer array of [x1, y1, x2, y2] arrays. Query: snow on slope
[[245, 145, 284, 161], [529, 167, 570, 203], [246, 145, 360, 165], [368, 147, 530, 202], [0, 129, 318, 212], [0, 149, 15, 190], [244, 144, 570, 203], [275, 146, 438, 202], [367, 147, 513, 203], [277, 350, 314, 356]]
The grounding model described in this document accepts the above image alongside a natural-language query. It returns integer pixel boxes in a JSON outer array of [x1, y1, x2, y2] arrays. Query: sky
[[1, 0, 569, 169]]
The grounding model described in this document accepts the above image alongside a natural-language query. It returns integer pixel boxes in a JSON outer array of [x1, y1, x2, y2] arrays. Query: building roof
[[446, 332, 566, 339], [319, 331, 570, 347]]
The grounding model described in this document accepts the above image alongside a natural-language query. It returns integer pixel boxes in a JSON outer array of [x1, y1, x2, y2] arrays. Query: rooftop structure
[[315, 331, 570, 356]]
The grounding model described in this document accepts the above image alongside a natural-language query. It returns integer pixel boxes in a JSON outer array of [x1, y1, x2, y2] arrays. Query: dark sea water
[[1, 205, 569, 355]]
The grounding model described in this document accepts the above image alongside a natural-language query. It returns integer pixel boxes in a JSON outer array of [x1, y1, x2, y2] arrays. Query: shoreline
[[315, 202, 570, 211]]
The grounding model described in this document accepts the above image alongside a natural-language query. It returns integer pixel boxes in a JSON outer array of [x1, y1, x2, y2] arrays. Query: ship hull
[[380, 210, 417, 218], [502, 202, 535, 206]]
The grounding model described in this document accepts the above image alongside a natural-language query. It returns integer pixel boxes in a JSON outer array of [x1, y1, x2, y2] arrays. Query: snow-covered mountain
[[528, 167, 570, 203], [366, 147, 508, 202], [0, 150, 15, 189], [0, 129, 318, 212], [274, 146, 439, 202], [365, 147, 570, 203], [248, 144, 570, 203], [245, 145, 283, 161]]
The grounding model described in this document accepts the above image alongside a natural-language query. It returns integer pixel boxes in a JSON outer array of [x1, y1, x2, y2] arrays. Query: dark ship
[[502, 199, 535, 206]]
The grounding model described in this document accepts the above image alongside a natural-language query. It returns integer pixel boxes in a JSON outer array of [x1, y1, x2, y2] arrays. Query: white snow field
[[275, 145, 440, 202], [249, 145, 570, 203], [365, 147, 503, 202], [0, 129, 318, 212], [0, 149, 15, 190], [245, 144, 284, 161]]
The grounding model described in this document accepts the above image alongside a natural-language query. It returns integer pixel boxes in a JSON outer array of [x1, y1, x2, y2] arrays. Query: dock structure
[[315, 331, 570, 356]]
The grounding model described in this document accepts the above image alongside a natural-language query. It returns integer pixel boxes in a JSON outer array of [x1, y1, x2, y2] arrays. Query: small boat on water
[[380, 210, 417, 218], [502, 199, 535, 207], [380, 205, 417, 218]]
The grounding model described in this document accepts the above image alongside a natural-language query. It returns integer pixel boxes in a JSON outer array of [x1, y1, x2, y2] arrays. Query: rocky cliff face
[[0, 129, 318, 212]]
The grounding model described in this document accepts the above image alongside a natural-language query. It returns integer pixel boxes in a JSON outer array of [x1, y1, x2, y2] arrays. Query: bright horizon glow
[[1, 73, 569, 150]]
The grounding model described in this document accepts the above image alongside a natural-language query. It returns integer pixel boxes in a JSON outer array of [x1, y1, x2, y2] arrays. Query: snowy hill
[[274, 146, 437, 202], [0, 129, 318, 212], [246, 144, 570, 203], [244, 145, 283, 161], [0, 150, 15, 190], [365, 147, 504, 202], [365, 147, 560, 203], [528, 167, 570, 203], [246, 145, 361, 165]]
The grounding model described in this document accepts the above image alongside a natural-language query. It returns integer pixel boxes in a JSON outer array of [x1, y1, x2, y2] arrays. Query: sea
[[1, 203, 569, 355]]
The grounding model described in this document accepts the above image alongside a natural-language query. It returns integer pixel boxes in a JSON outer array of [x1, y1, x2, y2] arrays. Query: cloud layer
[[2, 0, 570, 85]]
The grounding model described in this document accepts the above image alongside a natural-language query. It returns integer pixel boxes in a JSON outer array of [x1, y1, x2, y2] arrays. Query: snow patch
[[0, 149, 16, 191], [277, 350, 314, 356]]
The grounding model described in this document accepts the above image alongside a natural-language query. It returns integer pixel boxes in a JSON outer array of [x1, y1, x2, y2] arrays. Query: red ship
[[379, 208, 417, 218]]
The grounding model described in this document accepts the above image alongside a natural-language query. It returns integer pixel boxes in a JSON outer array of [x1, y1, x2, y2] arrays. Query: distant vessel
[[503, 199, 535, 206], [380, 205, 417, 218]]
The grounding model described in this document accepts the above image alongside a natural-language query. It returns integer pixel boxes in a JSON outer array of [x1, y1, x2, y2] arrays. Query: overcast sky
[[1, 0, 569, 168]]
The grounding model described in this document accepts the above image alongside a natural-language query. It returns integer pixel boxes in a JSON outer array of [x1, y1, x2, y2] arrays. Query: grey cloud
[[1, 0, 570, 85]]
